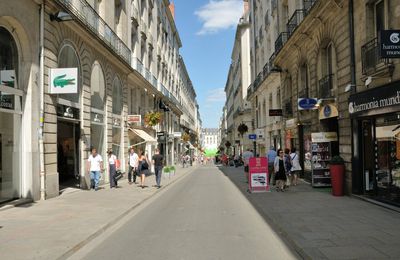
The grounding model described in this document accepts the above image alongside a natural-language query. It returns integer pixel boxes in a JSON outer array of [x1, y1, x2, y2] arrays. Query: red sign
[[248, 157, 269, 193], [127, 115, 141, 124]]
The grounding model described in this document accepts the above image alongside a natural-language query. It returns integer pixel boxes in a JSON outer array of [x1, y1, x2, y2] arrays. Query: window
[[375, 0, 385, 38], [112, 77, 123, 115], [112, 77, 123, 159], [299, 63, 309, 97], [0, 27, 21, 202], [90, 61, 105, 159], [58, 44, 80, 105]]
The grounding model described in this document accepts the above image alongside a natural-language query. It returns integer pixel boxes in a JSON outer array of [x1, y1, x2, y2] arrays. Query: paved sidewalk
[[220, 165, 400, 260], [0, 166, 196, 260]]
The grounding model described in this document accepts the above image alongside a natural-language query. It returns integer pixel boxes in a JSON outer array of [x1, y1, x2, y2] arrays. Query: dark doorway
[[362, 120, 375, 195], [57, 120, 80, 189]]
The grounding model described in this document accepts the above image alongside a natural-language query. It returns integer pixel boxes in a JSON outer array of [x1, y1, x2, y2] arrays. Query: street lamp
[[50, 11, 73, 22]]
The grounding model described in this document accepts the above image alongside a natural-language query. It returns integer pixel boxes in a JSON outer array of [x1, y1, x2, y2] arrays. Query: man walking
[[242, 148, 254, 182], [128, 147, 139, 184], [267, 146, 277, 186], [87, 147, 103, 191], [152, 149, 164, 188]]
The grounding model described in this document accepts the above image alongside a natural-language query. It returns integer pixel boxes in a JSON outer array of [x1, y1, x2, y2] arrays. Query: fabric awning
[[129, 128, 157, 144]]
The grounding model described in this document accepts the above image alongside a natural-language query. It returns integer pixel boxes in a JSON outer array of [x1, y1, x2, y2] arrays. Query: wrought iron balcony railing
[[361, 37, 391, 75], [318, 74, 334, 98], [56, 0, 131, 65], [287, 10, 306, 36], [304, 0, 317, 14], [275, 32, 289, 54]]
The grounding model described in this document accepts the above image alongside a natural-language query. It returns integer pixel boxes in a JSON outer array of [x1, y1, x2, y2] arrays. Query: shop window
[[90, 61, 105, 158], [298, 63, 309, 98], [112, 77, 123, 115], [112, 76, 123, 159], [0, 27, 21, 202]]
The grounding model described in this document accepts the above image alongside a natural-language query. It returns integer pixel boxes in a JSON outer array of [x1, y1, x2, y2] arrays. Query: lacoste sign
[[49, 68, 78, 94], [380, 30, 400, 58]]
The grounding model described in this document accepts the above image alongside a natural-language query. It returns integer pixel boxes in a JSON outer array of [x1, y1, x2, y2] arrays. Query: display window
[[0, 27, 22, 202], [112, 77, 123, 160]]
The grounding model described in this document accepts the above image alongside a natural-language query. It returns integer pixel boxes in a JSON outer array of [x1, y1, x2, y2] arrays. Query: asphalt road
[[80, 165, 297, 260]]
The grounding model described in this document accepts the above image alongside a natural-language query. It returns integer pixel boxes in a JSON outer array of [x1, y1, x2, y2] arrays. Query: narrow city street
[[77, 165, 297, 260]]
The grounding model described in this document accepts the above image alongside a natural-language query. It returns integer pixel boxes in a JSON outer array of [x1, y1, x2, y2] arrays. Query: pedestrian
[[128, 147, 139, 184], [107, 149, 118, 188], [242, 148, 254, 182], [266, 146, 277, 186], [284, 148, 292, 188], [87, 147, 103, 191], [290, 147, 302, 186], [152, 148, 164, 188], [274, 149, 287, 192], [138, 150, 150, 188]]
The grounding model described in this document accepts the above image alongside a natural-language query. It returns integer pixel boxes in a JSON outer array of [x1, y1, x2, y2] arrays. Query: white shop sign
[[311, 132, 338, 143], [49, 68, 78, 94]]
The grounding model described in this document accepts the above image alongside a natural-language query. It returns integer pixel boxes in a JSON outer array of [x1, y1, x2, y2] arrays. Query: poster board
[[248, 157, 269, 193]]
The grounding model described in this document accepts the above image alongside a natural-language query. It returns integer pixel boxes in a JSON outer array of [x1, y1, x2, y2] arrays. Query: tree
[[237, 123, 248, 137]]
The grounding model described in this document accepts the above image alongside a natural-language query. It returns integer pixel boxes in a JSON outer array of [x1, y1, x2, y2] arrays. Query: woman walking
[[284, 148, 292, 188], [107, 150, 118, 188], [274, 149, 287, 192], [290, 148, 302, 186], [138, 150, 150, 188]]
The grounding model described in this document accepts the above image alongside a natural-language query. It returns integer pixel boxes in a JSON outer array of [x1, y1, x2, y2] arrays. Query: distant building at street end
[[201, 128, 220, 152]]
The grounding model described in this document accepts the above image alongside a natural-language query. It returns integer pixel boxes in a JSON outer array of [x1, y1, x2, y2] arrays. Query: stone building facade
[[0, 0, 198, 202]]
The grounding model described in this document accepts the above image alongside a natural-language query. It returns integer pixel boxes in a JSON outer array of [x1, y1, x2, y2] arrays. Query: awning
[[128, 128, 157, 144]]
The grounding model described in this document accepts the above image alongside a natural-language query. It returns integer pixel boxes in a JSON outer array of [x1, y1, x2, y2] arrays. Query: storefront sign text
[[380, 30, 400, 58]]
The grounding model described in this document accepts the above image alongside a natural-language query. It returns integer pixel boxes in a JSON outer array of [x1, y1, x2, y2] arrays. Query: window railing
[[275, 32, 289, 54], [318, 74, 334, 98], [304, 0, 317, 14], [287, 10, 306, 36], [55, 0, 131, 65], [361, 37, 390, 75]]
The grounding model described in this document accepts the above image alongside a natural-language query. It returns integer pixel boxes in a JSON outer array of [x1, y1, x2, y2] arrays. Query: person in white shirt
[[242, 149, 254, 182], [87, 148, 103, 191], [108, 150, 118, 188], [290, 147, 302, 186], [128, 147, 139, 184]]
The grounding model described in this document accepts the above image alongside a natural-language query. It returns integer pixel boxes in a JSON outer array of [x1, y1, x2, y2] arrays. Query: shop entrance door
[[361, 120, 376, 195], [57, 120, 80, 190]]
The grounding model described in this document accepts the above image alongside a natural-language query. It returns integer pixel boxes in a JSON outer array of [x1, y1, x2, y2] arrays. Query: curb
[[57, 166, 197, 260], [0, 198, 33, 212]]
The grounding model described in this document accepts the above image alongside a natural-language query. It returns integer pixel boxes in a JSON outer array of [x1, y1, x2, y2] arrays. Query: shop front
[[0, 27, 22, 203], [350, 81, 400, 206]]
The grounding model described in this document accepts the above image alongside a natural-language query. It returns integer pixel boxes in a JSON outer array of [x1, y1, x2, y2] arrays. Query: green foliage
[[330, 155, 345, 165]]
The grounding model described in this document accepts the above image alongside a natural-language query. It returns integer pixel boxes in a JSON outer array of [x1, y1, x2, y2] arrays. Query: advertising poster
[[249, 157, 269, 193]]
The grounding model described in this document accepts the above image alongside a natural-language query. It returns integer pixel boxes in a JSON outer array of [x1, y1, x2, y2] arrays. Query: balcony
[[318, 74, 334, 98], [55, 0, 131, 65], [304, 0, 317, 14], [140, 20, 148, 36], [275, 32, 289, 54], [132, 6, 139, 22], [132, 57, 144, 75], [253, 72, 263, 92], [361, 37, 391, 75], [287, 10, 306, 36], [283, 100, 293, 117]]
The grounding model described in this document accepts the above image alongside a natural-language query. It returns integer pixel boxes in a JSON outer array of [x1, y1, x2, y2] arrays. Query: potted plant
[[163, 166, 171, 178], [330, 155, 345, 196], [237, 123, 248, 137], [144, 111, 162, 127], [182, 132, 190, 142], [169, 165, 176, 176]]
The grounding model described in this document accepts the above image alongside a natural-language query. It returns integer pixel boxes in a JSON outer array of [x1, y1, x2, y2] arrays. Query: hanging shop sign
[[127, 115, 141, 125], [348, 81, 400, 117], [319, 104, 339, 120], [173, 132, 182, 138], [311, 132, 338, 143], [248, 157, 269, 193], [380, 30, 400, 58], [298, 98, 318, 110], [0, 70, 16, 88], [286, 118, 297, 129], [49, 68, 78, 94], [0, 94, 14, 110], [269, 109, 283, 116], [248, 134, 257, 140]]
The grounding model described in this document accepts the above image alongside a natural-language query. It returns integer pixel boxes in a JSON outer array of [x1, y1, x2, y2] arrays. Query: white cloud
[[205, 88, 226, 103], [195, 0, 243, 35]]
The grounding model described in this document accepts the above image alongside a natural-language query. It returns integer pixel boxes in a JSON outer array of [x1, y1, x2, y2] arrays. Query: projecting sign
[[298, 98, 318, 110], [248, 134, 257, 140], [0, 70, 16, 88], [380, 30, 400, 58], [269, 109, 283, 116], [49, 68, 78, 94], [127, 115, 141, 124]]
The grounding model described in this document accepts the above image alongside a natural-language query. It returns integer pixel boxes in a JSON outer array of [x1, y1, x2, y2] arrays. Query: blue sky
[[173, 0, 244, 128]]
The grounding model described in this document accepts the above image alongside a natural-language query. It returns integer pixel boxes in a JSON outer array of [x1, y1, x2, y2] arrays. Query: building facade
[[0, 0, 199, 202]]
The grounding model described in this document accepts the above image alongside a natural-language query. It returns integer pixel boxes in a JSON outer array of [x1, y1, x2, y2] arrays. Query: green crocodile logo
[[2, 76, 15, 87], [53, 74, 75, 88]]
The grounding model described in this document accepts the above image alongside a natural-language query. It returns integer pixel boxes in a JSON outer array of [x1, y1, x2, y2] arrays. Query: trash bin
[[330, 164, 345, 196]]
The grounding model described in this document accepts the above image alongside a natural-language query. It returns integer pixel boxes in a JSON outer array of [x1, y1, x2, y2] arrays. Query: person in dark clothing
[[152, 149, 164, 188], [107, 150, 118, 188], [274, 149, 287, 192]]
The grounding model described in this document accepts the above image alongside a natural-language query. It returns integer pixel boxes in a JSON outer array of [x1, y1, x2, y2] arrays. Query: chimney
[[243, 0, 249, 13], [169, 2, 175, 20]]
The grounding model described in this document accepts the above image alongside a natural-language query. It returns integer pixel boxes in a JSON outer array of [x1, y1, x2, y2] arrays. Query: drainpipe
[[349, 0, 359, 194], [39, 1, 46, 200]]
